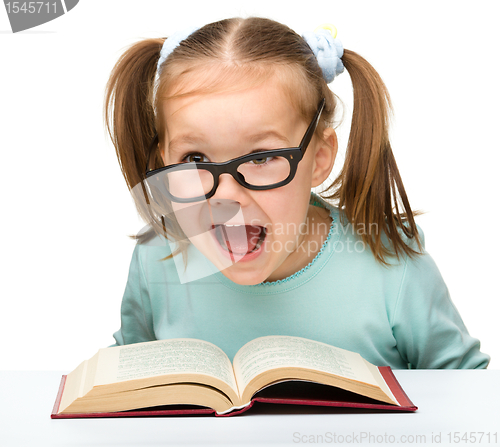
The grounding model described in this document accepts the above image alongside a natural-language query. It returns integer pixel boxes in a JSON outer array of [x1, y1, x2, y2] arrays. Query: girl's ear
[[311, 127, 338, 188]]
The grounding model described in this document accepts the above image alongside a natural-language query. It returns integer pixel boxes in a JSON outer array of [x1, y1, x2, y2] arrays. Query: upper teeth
[[224, 224, 244, 227]]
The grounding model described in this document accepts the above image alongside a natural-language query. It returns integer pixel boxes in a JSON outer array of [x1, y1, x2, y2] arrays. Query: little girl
[[105, 17, 489, 369]]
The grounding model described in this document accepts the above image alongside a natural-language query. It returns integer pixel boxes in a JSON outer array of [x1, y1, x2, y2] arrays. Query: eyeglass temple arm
[[145, 133, 160, 176], [299, 98, 326, 153]]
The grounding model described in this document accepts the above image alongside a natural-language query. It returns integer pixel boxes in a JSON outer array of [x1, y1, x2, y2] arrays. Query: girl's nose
[[209, 173, 248, 205]]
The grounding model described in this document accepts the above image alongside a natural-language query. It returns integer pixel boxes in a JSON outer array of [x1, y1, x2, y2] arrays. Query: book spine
[[51, 375, 67, 417], [378, 367, 417, 410], [215, 401, 252, 416]]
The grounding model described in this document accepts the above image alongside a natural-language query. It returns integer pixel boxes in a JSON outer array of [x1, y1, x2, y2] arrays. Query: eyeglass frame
[[144, 98, 326, 203]]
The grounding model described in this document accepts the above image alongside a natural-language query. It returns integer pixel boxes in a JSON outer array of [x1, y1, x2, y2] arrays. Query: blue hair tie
[[157, 26, 200, 74], [302, 26, 344, 83]]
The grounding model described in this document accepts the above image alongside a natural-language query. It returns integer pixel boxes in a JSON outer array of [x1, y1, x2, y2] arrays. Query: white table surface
[[1, 370, 499, 447]]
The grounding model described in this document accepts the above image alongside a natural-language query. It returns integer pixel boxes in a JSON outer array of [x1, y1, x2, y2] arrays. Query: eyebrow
[[167, 135, 206, 154], [247, 130, 291, 147]]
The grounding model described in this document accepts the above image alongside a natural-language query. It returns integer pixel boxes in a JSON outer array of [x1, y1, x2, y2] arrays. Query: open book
[[51, 336, 417, 418]]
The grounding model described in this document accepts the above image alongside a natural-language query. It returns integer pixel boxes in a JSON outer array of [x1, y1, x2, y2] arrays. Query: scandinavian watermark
[[131, 181, 375, 283]]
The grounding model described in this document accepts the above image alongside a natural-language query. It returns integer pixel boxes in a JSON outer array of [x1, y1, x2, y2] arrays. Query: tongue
[[221, 225, 262, 254]]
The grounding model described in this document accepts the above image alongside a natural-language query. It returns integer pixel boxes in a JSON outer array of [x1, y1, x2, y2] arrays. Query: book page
[[94, 339, 237, 392], [233, 336, 378, 391]]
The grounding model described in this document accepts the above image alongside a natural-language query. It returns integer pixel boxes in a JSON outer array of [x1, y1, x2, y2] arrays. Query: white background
[[0, 0, 498, 370]]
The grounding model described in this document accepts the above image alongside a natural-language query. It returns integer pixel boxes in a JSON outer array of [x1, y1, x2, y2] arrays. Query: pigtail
[[104, 38, 190, 256], [104, 38, 176, 249], [323, 49, 423, 265], [104, 38, 164, 192]]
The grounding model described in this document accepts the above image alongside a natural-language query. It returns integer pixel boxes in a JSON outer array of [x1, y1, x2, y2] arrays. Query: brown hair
[[104, 17, 423, 265]]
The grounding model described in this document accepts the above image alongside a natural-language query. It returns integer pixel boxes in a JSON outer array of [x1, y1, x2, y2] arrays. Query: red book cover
[[51, 366, 417, 419]]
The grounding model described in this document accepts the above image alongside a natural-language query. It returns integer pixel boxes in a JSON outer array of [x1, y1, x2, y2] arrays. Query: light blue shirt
[[113, 195, 489, 369]]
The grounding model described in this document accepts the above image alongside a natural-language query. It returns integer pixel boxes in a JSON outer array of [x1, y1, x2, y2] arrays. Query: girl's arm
[[112, 243, 156, 345], [391, 249, 490, 369]]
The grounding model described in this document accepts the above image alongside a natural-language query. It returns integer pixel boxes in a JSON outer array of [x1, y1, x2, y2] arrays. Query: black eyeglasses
[[144, 98, 325, 203]]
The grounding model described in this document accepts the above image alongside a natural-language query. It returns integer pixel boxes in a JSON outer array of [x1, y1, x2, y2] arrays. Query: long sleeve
[[391, 250, 490, 369], [112, 243, 156, 345]]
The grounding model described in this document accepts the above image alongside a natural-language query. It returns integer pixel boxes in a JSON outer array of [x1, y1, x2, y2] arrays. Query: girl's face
[[161, 76, 337, 285]]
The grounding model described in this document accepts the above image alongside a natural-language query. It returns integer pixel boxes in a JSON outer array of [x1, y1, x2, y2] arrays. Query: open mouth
[[212, 224, 267, 256]]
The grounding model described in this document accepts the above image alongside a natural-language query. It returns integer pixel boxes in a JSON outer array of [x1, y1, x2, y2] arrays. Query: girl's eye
[[250, 156, 272, 165], [183, 153, 209, 163]]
